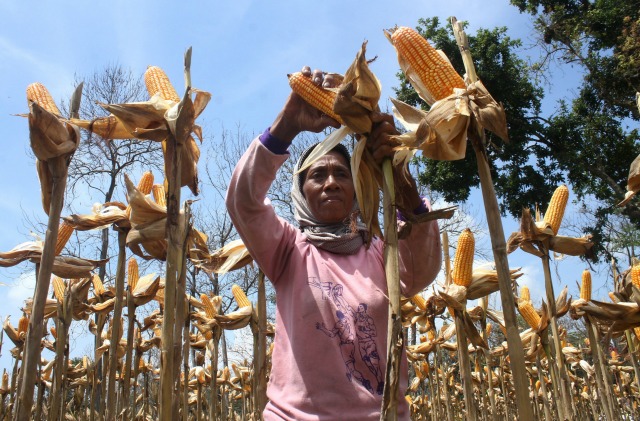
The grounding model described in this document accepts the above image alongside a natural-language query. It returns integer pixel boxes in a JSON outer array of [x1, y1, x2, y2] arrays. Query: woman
[[226, 67, 441, 420]]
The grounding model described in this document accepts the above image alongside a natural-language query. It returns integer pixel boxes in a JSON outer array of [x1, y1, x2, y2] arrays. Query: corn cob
[[580, 269, 592, 300], [632, 264, 640, 290], [611, 349, 619, 361], [232, 285, 251, 308], [426, 328, 436, 342], [50, 325, 57, 340], [55, 221, 75, 255], [518, 299, 541, 330], [634, 327, 640, 341], [128, 258, 139, 291], [386, 26, 465, 104], [92, 274, 106, 297], [451, 228, 474, 287], [18, 315, 29, 334], [287, 72, 343, 124], [544, 185, 569, 235], [485, 323, 492, 337], [411, 294, 427, 311], [137, 171, 154, 195], [26, 82, 61, 116], [608, 291, 620, 303], [201, 294, 217, 319], [520, 285, 531, 302], [52, 276, 66, 303], [144, 66, 180, 102], [152, 184, 167, 207]]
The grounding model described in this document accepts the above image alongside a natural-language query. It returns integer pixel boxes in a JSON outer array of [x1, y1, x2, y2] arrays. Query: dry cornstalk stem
[[50, 287, 71, 421], [161, 48, 192, 421], [535, 355, 553, 421], [451, 16, 534, 420], [454, 311, 477, 421], [380, 159, 402, 421], [15, 158, 68, 421], [254, 270, 268, 415], [540, 254, 573, 419], [174, 229, 189, 421], [105, 228, 127, 421], [585, 315, 617, 421]]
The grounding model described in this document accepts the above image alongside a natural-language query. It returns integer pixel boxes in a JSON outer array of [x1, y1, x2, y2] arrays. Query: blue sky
[[0, 1, 602, 371]]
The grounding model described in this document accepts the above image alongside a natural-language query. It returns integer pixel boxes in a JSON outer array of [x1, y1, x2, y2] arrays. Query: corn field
[[2, 19, 640, 421]]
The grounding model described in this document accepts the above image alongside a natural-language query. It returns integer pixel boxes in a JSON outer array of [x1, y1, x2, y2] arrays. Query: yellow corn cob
[[518, 299, 541, 330], [544, 185, 569, 235], [52, 276, 66, 303], [137, 171, 154, 195], [55, 221, 75, 256], [411, 294, 427, 311], [405, 395, 413, 405], [611, 349, 619, 361], [201, 294, 217, 319], [128, 258, 139, 291], [608, 291, 620, 303], [426, 328, 436, 342], [580, 269, 592, 301], [144, 66, 180, 102], [387, 26, 465, 103], [287, 72, 343, 124], [634, 327, 640, 341], [632, 264, 640, 290], [451, 228, 474, 287], [535, 380, 541, 392], [152, 184, 167, 207], [232, 285, 251, 308], [92, 274, 106, 296], [485, 323, 492, 337], [18, 315, 29, 334], [520, 285, 531, 302], [204, 330, 213, 341], [26, 82, 61, 116], [50, 325, 57, 340]]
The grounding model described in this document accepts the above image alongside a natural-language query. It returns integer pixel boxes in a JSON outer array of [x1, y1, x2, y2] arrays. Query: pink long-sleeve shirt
[[226, 139, 442, 420]]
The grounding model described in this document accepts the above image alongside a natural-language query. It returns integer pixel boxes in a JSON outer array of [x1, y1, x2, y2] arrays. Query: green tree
[[393, 13, 640, 261]]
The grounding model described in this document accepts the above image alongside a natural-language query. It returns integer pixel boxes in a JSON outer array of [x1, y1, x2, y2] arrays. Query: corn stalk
[[451, 17, 534, 421], [105, 228, 127, 421], [160, 47, 192, 421], [253, 270, 268, 416], [14, 157, 67, 421], [380, 159, 402, 421]]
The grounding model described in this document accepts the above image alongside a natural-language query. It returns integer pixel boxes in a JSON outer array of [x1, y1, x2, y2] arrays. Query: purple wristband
[[397, 198, 429, 221], [259, 127, 290, 155]]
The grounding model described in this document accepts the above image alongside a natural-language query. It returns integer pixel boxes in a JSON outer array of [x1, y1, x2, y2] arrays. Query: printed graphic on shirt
[[310, 278, 384, 395]]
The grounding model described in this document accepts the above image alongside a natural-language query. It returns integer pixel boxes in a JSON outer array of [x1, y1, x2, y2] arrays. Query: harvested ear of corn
[[544, 185, 569, 235], [27, 83, 62, 116], [231, 285, 251, 308], [288, 72, 343, 124], [451, 229, 474, 287], [384, 26, 465, 106], [580, 269, 592, 301]]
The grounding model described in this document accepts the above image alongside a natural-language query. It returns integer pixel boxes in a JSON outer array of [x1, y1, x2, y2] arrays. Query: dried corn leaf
[[333, 42, 381, 135], [68, 115, 132, 140], [131, 273, 161, 307], [618, 153, 640, 206], [467, 80, 509, 142], [466, 267, 522, 300], [0, 240, 43, 267], [28, 102, 80, 162], [63, 203, 128, 231]]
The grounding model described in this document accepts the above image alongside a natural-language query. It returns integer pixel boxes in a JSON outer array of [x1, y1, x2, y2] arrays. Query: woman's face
[[302, 151, 355, 225]]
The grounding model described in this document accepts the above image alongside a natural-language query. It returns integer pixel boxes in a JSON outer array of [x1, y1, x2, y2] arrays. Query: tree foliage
[[394, 11, 640, 261]]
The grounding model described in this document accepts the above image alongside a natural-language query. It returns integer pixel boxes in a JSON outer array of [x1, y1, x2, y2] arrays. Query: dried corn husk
[[63, 202, 128, 231], [618, 153, 640, 206], [0, 240, 44, 267], [28, 101, 81, 214]]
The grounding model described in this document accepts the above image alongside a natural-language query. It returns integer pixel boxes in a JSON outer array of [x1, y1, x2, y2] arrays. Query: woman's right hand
[[269, 66, 342, 144]]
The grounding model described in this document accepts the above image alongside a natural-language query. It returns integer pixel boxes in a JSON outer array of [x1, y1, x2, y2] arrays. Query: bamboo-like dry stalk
[[380, 159, 402, 421], [540, 255, 573, 419], [105, 228, 127, 420], [451, 17, 534, 421], [454, 311, 477, 421], [254, 270, 268, 416], [15, 158, 68, 421]]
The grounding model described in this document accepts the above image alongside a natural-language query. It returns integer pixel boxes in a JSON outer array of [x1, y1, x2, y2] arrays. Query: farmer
[[226, 66, 442, 420]]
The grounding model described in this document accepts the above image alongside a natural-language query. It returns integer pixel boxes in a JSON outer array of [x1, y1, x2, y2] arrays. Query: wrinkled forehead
[[305, 151, 351, 173]]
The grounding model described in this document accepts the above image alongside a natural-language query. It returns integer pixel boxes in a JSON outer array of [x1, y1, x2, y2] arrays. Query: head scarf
[[291, 143, 368, 254]]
